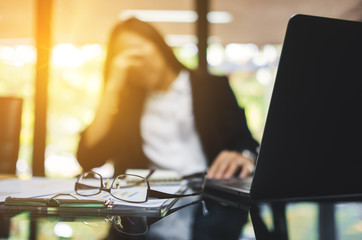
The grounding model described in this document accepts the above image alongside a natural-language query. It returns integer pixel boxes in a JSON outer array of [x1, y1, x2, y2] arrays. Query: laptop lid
[[250, 14, 362, 200]]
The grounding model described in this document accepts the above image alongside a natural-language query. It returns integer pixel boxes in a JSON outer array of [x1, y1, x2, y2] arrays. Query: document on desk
[[73, 184, 183, 208], [0, 177, 184, 216], [0, 177, 75, 202]]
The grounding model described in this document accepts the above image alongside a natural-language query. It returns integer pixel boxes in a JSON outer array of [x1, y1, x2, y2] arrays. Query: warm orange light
[[51, 43, 102, 67]]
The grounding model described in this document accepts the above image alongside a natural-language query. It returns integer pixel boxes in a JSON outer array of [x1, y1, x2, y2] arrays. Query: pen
[[4, 196, 107, 208]]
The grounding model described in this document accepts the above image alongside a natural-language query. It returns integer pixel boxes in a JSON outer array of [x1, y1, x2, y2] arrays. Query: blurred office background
[[1, 1, 362, 239], [0, 0, 361, 177]]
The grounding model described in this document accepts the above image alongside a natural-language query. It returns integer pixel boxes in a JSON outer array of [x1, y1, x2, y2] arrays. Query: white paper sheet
[[0, 177, 75, 202], [0, 177, 183, 208]]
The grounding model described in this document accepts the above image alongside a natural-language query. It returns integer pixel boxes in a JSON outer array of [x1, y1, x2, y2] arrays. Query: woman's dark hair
[[103, 17, 185, 82]]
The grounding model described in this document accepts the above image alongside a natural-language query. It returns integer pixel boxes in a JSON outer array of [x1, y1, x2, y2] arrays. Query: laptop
[[204, 14, 362, 203]]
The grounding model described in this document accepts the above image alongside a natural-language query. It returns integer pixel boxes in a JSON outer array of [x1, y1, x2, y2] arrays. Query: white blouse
[[141, 70, 208, 175]]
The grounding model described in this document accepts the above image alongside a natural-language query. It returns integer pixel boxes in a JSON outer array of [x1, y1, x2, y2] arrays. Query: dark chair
[[0, 97, 23, 174]]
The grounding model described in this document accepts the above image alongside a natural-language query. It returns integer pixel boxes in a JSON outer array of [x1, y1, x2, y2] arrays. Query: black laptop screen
[[251, 15, 362, 200]]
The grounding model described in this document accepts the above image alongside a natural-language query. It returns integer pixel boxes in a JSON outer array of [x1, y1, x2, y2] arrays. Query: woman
[[77, 17, 258, 178], [77, 17, 259, 239]]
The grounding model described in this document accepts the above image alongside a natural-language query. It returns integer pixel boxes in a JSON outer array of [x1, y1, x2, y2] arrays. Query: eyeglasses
[[75, 171, 206, 203]]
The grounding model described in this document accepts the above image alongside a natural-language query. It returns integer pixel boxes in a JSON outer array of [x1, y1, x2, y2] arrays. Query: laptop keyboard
[[216, 178, 251, 189]]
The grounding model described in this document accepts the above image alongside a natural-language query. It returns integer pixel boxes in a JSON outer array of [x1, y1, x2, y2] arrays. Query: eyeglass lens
[[76, 172, 206, 203], [76, 173, 149, 203], [111, 175, 148, 202], [76, 172, 102, 195]]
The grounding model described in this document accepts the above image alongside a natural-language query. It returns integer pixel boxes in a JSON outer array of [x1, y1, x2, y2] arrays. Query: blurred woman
[[77, 17, 259, 240]]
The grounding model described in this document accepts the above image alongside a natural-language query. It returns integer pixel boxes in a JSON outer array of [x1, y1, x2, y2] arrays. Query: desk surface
[[0, 176, 361, 239], [1, 197, 361, 240]]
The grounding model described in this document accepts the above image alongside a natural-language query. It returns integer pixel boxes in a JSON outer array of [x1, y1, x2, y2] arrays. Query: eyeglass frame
[[75, 171, 206, 203]]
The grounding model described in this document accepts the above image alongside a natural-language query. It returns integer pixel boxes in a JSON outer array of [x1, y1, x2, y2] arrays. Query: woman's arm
[[77, 50, 142, 171], [205, 75, 259, 179]]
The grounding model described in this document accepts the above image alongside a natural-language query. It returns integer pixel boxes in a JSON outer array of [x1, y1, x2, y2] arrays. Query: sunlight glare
[[81, 44, 102, 61], [61, 115, 82, 133], [256, 68, 272, 86], [0, 46, 15, 62], [85, 75, 102, 93], [54, 222, 73, 238], [263, 45, 278, 63], [207, 43, 224, 66], [225, 43, 259, 63], [14, 45, 36, 65], [0, 45, 36, 66], [45, 151, 82, 177], [52, 44, 84, 67]]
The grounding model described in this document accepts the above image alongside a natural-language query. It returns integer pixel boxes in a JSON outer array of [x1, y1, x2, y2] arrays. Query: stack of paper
[[0, 177, 184, 217]]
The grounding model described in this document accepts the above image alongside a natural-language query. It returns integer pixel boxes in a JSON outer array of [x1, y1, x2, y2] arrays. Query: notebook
[[125, 169, 182, 184], [204, 14, 362, 203]]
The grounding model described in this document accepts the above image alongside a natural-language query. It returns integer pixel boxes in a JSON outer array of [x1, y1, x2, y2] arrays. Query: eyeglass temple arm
[[148, 189, 201, 199]]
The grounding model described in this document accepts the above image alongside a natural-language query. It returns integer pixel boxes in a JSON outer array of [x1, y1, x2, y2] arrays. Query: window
[[0, 0, 36, 177]]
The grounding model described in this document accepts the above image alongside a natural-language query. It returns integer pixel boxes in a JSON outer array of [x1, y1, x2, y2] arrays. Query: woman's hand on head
[[106, 49, 146, 92], [207, 150, 255, 179], [107, 31, 171, 91]]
